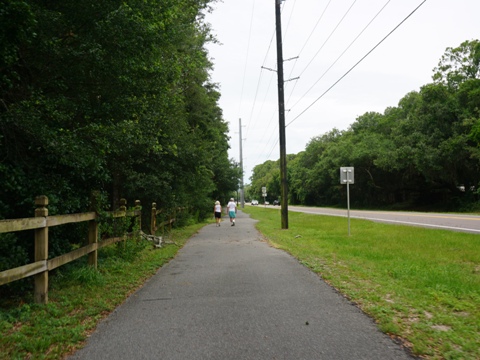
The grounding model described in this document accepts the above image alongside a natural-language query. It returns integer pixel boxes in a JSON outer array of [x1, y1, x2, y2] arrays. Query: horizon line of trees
[[249, 40, 480, 211], [1, 0, 240, 277]]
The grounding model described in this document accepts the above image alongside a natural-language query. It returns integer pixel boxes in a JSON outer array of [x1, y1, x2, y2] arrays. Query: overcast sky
[[205, 0, 479, 184]]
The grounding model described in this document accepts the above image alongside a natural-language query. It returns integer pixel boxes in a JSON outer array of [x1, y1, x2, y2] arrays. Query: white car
[[251, 200, 259, 205]]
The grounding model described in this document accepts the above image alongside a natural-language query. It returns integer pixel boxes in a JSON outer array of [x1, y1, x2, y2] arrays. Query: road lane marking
[[351, 217, 480, 233], [289, 208, 480, 221], [289, 209, 480, 233]]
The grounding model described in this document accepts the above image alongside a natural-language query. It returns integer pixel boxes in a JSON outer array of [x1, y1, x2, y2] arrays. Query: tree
[[250, 160, 281, 203], [287, 38, 480, 209], [433, 40, 480, 89], [0, 0, 237, 270], [289, 129, 343, 206]]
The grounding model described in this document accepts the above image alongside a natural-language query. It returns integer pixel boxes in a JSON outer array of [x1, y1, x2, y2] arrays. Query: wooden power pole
[[275, 0, 288, 229]]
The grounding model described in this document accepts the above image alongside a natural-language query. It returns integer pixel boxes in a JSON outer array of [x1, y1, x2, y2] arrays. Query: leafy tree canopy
[[0, 0, 240, 270], [252, 40, 480, 210]]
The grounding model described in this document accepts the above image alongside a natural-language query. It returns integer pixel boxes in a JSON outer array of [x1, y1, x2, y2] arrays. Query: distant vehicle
[[251, 200, 259, 205], [273, 200, 280, 206], [265, 201, 269, 205]]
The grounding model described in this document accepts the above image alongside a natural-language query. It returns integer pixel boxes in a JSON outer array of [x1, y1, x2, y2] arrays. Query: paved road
[[287, 206, 480, 234], [70, 211, 413, 360]]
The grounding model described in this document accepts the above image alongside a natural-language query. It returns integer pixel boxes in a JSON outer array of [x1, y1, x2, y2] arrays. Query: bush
[[0, 233, 29, 272]]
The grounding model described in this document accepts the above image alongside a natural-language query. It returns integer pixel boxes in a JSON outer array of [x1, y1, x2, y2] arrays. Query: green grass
[[243, 206, 480, 360], [0, 223, 206, 360]]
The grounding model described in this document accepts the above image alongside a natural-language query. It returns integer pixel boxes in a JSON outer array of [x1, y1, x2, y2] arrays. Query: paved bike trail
[[70, 211, 413, 360]]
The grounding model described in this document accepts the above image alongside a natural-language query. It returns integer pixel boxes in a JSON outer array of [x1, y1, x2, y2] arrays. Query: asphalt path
[[70, 211, 413, 360], [287, 206, 480, 234]]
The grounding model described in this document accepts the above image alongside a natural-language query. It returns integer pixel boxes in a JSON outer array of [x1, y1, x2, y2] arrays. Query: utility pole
[[275, 0, 288, 229], [239, 118, 245, 208]]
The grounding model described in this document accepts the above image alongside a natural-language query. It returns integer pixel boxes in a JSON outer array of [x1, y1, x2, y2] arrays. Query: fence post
[[88, 192, 99, 268], [119, 199, 127, 248], [151, 202, 157, 235], [119, 198, 127, 212], [135, 200, 141, 232], [34, 195, 49, 304]]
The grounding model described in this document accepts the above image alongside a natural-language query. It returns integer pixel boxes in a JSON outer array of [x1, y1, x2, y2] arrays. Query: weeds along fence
[[0, 195, 185, 304]]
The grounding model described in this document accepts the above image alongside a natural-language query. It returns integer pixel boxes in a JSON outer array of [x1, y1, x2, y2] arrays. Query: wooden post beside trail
[[119, 199, 127, 249], [34, 195, 49, 304], [88, 192, 99, 269], [88, 219, 98, 269], [169, 208, 175, 232], [119, 198, 127, 212], [151, 202, 157, 235], [135, 200, 141, 231]]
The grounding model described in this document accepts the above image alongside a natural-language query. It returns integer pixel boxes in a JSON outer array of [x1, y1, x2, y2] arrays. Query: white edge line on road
[[297, 210, 480, 234], [355, 217, 480, 233]]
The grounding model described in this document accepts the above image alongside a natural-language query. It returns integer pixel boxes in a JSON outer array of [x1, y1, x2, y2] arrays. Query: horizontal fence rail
[[0, 196, 185, 304], [150, 203, 186, 235]]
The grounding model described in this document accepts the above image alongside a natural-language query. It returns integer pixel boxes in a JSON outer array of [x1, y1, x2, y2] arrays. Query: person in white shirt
[[214, 201, 222, 226], [226, 198, 237, 226]]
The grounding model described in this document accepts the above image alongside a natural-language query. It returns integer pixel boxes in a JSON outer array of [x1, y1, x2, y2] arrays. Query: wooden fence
[[150, 203, 186, 235], [0, 196, 183, 304]]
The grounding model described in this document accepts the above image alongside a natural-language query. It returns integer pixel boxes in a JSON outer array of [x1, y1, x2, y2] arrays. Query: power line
[[244, 34, 275, 145], [237, 0, 256, 116], [284, 0, 352, 113], [284, 0, 332, 98], [286, 0, 427, 128], [245, 0, 427, 177], [296, 0, 333, 59], [265, 135, 279, 160], [296, 0, 358, 80], [258, 0, 393, 162], [254, 0, 380, 166], [245, 1, 286, 143], [287, 0, 393, 113], [282, 0, 298, 42]]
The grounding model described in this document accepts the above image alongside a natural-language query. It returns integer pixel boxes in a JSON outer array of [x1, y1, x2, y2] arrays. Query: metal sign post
[[262, 187, 267, 207], [340, 167, 354, 236]]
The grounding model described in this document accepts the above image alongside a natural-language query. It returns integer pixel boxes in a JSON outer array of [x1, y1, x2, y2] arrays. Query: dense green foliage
[[0, 0, 239, 273], [251, 40, 480, 210]]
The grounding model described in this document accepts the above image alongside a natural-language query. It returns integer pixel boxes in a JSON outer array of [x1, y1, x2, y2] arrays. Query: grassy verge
[[0, 222, 207, 360], [243, 206, 480, 360]]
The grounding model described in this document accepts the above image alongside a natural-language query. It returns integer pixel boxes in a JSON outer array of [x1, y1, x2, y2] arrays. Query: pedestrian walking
[[214, 201, 222, 226], [227, 198, 237, 226]]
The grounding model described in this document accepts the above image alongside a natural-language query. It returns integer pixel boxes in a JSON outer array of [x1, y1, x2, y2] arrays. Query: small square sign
[[340, 167, 354, 184]]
